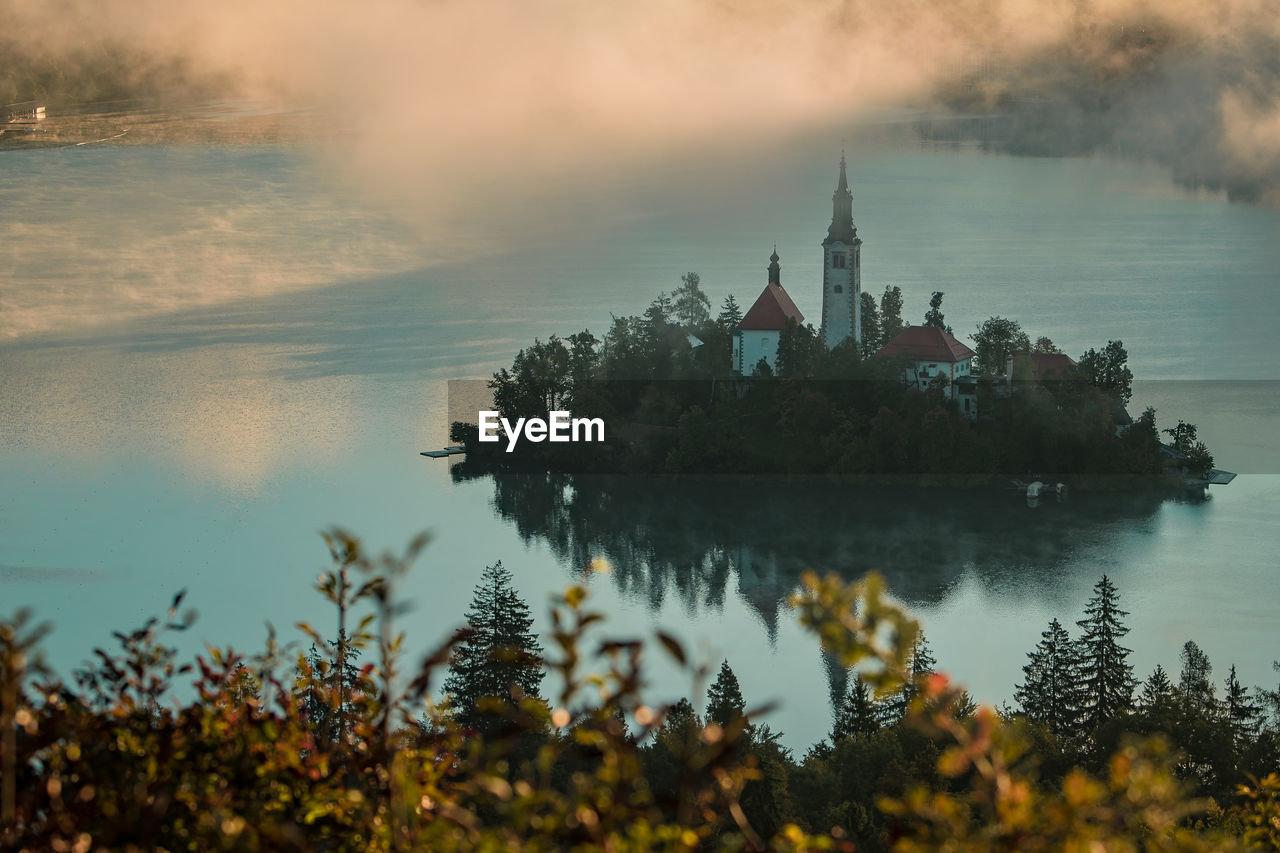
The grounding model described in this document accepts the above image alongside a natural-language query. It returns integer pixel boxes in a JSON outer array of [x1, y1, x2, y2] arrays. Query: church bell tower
[[819, 153, 862, 350]]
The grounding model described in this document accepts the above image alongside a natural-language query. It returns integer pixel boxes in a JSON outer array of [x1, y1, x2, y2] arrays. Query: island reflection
[[452, 465, 1181, 638]]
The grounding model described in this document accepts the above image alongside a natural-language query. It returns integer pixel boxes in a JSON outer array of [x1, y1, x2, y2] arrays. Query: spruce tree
[[882, 634, 937, 724], [1223, 665, 1262, 750], [706, 659, 746, 728], [717, 294, 743, 331], [1138, 665, 1175, 709], [1075, 575, 1135, 732], [443, 561, 545, 737], [297, 632, 364, 749], [832, 674, 881, 742], [1014, 618, 1082, 740]]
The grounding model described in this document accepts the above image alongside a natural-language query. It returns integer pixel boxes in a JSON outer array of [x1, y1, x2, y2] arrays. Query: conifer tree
[[882, 634, 937, 724], [859, 292, 882, 356], [1224, 665, 1262, 750], [1075, 575, 1135, 732], [1178, 640, 1217, 715], [879, 285, 905, 343], [1138, 665, 1175, 709], [706, 659, 746, 728], [717, 295, 743, 331], [672, 272, 710, 327], [1015, 618, 1083, 740], [443, 561, 545, 737], [297, 632, 365, 749], [832, 674, 881, 742]]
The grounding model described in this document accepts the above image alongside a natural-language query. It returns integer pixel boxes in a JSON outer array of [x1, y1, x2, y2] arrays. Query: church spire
[[825, 153, 856, 245], [767, 246, 781, 283]]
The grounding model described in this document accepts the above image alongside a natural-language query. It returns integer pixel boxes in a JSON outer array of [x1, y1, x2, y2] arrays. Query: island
[[446, 158, 1220, 489]]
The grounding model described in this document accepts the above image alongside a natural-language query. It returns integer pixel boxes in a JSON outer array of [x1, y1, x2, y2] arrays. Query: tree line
[[464, 274, 1212, 481], [4, 531, 1278, 850], [439, 564, 1280, 848]]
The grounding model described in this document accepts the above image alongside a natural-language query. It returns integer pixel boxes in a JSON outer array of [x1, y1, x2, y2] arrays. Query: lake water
[[2, 129, 1278, 750]]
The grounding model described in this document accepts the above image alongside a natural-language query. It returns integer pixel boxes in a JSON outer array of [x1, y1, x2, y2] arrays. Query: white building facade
[[819, 155, 862, 351], [731, 251, 805, 374], [876, 326, 979, 417]]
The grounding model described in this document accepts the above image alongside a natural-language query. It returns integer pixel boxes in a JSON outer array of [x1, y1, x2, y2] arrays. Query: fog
[[2, 0, 1278, 338], [4, 0, 1277, 209]]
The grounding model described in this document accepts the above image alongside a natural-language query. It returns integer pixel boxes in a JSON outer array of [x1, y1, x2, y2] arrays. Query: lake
[[2, 126, 1277, 750]]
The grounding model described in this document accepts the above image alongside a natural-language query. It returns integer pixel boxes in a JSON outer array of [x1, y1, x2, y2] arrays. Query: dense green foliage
[[442, 561, 545, 738], [2, 533, 1279, 850], [469, 277, 1201, 482]]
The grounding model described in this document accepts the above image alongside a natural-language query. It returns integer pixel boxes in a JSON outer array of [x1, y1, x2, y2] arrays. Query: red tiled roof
[[876, 325, 975, 362], [738, 281, 804, 331], [1010, 351, 1077, 380]]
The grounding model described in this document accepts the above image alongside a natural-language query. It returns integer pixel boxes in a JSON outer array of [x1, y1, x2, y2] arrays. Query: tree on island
[[706, 659, 747, 728], [775, 318, 824, 378], [672, 272, 711, 327], [923, 291, 952, 335], [879, 285, 906, 343], [1163, 420, 1215, 479], [1078, 340, 1134, 405], [1075, 575, 1135, 731], [717, 294, 743, 331], [443, 561, 545, 737], [972, 316, 1031, 376], [1015, 618, 1084, 742], [490, 335, 573, 415], [859, 291, 882, 356]]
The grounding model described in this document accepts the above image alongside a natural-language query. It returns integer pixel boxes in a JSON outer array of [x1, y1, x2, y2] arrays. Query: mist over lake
[[3, 122, 1278, 749]]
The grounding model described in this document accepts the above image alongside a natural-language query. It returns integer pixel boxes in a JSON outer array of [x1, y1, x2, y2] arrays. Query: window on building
[[832, 253, 846, 269], [833, 284, 843, 293]]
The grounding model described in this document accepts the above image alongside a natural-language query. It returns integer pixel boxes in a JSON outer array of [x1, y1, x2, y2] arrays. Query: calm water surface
[[2, 135, 1277, 749]]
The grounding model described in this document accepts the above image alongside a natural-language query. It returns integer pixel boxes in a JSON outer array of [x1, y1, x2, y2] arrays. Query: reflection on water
[[452, 467, 1250, 717], [457, 467, 1174, 622]]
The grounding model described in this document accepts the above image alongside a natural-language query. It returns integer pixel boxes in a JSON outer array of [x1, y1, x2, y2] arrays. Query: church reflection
[[452, 465, 1169, 634]]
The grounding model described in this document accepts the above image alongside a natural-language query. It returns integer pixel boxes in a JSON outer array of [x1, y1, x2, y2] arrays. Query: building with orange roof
[[876, 325, 979, 416], [731, 249, 805, 374]]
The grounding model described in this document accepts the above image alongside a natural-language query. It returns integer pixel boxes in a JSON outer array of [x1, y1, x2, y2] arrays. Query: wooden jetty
[[420, 445, 466, 459]]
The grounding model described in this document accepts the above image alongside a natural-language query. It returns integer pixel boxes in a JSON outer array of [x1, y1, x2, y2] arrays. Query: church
[[731, 154, 863, 373]]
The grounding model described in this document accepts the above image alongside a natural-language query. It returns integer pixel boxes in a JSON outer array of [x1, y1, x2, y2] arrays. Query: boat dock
[[420, 445, 466, 459]]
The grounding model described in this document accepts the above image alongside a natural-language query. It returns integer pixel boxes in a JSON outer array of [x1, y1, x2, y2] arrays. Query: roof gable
[[875, 325, 976, 362], [1010, 351, 1077, 380], [738, 281, 804, 331]]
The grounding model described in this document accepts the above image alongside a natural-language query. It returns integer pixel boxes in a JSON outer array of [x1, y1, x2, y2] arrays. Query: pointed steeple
[[767, 246, 781, 284], [825, 153, 857, 245]]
